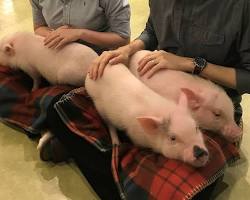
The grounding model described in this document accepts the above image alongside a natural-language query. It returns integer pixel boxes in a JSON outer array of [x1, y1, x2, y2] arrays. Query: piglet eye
[[213, 112, 221, 117], [170, 135, 176, 141]]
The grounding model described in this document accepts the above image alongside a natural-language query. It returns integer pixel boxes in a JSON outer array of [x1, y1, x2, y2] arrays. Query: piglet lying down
[[0, 31, 98, 90], [129, 50, 242, 143], [85, 63, 209, 167]]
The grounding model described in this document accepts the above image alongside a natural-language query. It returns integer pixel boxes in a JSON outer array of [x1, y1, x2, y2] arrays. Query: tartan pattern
[[203, 131, 241, 165], [0, 65, 241, 199], [54, 88, 113, 151], [55, 88, 240, 200], [0, 65, 73, 136], [118, 140, 225, 200]]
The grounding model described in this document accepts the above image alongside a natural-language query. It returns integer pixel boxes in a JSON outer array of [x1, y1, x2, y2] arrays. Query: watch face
[[195, 57, 206, 67], [193, 57, 207, 75]]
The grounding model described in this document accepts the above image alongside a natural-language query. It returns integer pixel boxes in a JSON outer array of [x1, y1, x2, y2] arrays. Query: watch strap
[[192, 57, 207, 75]]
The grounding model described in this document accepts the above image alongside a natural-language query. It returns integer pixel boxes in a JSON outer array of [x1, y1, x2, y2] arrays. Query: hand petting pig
[[85, 63, 209, 167], [0, 31, 98, 90], [129, 50, 242, 143]]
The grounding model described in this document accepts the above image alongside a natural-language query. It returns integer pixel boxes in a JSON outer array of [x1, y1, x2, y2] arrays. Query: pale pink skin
[[85, 63, 209, 167], [129, 50, 242, 142], [0, 31, 98, 90]]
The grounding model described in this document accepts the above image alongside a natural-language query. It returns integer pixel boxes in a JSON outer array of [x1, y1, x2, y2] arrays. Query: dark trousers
[[46, 96, 220, 200]]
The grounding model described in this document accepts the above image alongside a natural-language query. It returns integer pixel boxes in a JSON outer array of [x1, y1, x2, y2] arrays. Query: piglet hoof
[[31, 79, 41, 91], [193, 146, 209, 167], [32, 86, 38, 91]]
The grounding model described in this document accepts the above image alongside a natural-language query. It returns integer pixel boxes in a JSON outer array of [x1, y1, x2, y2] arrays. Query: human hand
[[137, 50, 190, 78], [44, 25, 82, 49], [88, 46, 131, 80]]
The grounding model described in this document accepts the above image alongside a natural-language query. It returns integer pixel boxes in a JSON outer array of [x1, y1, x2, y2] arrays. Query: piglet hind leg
[[25, 66, 42, 91], [108, 124, 120, 146], [31, 77, 41, 91]]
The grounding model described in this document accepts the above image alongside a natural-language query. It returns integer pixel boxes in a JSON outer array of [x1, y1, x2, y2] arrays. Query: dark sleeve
[[235, 0, 250, 94], [101, 0, 131, 39], [29, 0, 47, 27], [137, 0, 158, 50]]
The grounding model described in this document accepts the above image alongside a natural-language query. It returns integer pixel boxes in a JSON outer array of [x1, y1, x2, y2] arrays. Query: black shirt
[[139, 0, 250, 95]]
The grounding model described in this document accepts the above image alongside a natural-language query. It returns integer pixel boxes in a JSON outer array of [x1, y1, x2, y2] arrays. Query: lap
[[46, 95, 220, 200]]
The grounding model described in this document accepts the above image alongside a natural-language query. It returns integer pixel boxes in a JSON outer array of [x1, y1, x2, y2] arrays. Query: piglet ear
[[180, 88, 203, 110], [3, 43, 15, 56], [137, 116, 164, 135]]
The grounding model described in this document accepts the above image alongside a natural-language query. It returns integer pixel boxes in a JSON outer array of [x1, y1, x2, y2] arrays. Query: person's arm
[[44, 0, 131, 49], [135, 0, 237, 88], [34, 26, 53, 37], [177, 58, 237, 90], [88, 39, 145, 80], [99, 0, 131, 48], [43, 26, 130, 49], [79, 0, 131, 48], [137, 11, 158, 51], [175, 0, 250, 94], [138, 1, 250, 94], [233, 0, 250, 94], [94, 9, 159, 68], [72, 29, 129, 49], [198, 63, 237, 90], [89, 1, 159, 80], [137, 49, 239, 90], [29, 0, 52, 37]]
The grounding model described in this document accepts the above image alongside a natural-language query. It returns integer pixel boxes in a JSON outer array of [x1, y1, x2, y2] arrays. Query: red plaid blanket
[[0, 65, 240, 200], [55, 88, 240, 200], [0, 66, 72, 136]]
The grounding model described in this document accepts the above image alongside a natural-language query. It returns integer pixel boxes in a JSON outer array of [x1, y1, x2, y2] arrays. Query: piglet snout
[[222, 123, 242, 142], [193, 145, 208, 159]]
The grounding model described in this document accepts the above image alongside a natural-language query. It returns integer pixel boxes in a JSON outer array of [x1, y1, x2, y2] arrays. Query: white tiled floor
[[0, 0, 249, 199]]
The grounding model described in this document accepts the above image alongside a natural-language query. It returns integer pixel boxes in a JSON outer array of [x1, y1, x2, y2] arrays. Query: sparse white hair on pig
[[0, 31, 98, 90], [129, 50, 242, 143], [85, 63, 209, 167]]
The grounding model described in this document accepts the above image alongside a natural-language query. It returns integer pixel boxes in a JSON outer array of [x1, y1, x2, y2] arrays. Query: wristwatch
[[192, 57, 207, 75]]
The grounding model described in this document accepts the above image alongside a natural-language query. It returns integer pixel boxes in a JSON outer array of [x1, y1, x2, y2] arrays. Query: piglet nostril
[[193, 145, 208, 159]]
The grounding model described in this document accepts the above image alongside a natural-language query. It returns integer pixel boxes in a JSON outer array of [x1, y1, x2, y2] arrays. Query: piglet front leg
[[28, 66, 42, 91]]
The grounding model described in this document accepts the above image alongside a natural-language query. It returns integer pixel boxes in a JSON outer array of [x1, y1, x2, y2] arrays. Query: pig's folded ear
[[3, 43, 15, 56], [137, 116, 164, 134], [180, 88, 203, 110]]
